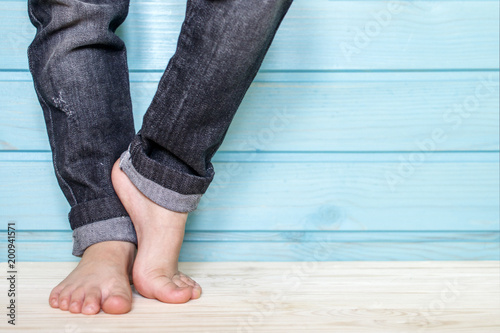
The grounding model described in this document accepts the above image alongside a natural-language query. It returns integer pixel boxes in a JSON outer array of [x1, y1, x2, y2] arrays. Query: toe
[[178, 273, 197, 287], [173, 275, 201, 299], [68, 288, 85, 313], [102, 290, 132, 314], [176, 274, 202, 299], [49, 296, 59, 308], [172, 274, 191, 288], [49, 287, 62, 308], [192, 283, 202, 299], [153, 277, 193, 304], [82, 288, 102, 315], [58, 287, 74, 311]]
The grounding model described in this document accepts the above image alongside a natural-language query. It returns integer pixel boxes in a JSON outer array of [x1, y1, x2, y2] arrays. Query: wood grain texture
[[2, 0, 499, 70], [1, 71, 498, 151], [1, 154, 498, 232], [0, 262, 498, 332]]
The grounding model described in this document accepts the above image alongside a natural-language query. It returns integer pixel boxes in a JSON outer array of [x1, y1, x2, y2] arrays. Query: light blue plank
[[4, 231, 499, 261], [8, 230, 499, 243], [1, 71, 498, 151], [1, 153, 498, 231], [1, 0, 499, 70], [2, 151, 499, 163]]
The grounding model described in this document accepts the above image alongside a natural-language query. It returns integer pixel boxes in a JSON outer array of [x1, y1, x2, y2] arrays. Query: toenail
[[83, 305, 95, 313]]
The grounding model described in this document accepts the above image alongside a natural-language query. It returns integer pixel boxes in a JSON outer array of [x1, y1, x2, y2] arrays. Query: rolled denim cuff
[[68, 194, 129, 230], [119, 150, 202, 213], [72, 216, 137, 256]]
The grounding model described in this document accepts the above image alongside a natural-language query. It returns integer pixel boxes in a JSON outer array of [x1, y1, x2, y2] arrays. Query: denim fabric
[[27, 0, 292, 255], [120, 150, 202, 212], [125, 0, 293, 207]]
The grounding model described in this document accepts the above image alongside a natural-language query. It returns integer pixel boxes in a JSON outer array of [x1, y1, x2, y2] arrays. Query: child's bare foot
[[112, 160, 202, 303], [49, 241, 135, 315]]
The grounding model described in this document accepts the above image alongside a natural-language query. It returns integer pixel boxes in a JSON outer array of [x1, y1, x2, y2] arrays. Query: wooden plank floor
[[1, 261, 499, 332]]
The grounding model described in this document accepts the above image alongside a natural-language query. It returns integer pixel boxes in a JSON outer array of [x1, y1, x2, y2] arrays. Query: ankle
[[83, 241, 135, 262]]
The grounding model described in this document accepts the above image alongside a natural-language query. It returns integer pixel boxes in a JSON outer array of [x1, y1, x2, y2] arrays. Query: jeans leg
[[120, 0, 293, 212], [28, 0, 137, 255]]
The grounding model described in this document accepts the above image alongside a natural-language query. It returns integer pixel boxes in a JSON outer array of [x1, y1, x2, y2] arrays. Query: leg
[[113, 0, 293, 303], [28, 0, 136, 314]]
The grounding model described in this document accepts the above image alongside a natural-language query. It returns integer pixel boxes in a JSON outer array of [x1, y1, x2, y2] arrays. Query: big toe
[[157, 284, 193, 304], [102, 293, 132, 314], [140, 276, 194, 304]]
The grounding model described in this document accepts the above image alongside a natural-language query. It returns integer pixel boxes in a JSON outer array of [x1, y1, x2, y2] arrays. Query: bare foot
[[49, 241, 135, 315], [112, 160, 202, 303]]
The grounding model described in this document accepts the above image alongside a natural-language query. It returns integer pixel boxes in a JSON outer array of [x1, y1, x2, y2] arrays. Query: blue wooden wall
[[1, 0, 499, 261]]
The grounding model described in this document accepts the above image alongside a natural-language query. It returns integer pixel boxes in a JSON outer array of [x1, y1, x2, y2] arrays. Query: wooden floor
[[1, 261, 499, 332]]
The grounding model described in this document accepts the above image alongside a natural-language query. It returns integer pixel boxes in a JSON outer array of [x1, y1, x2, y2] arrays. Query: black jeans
[[27, 0, 292, 255]]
